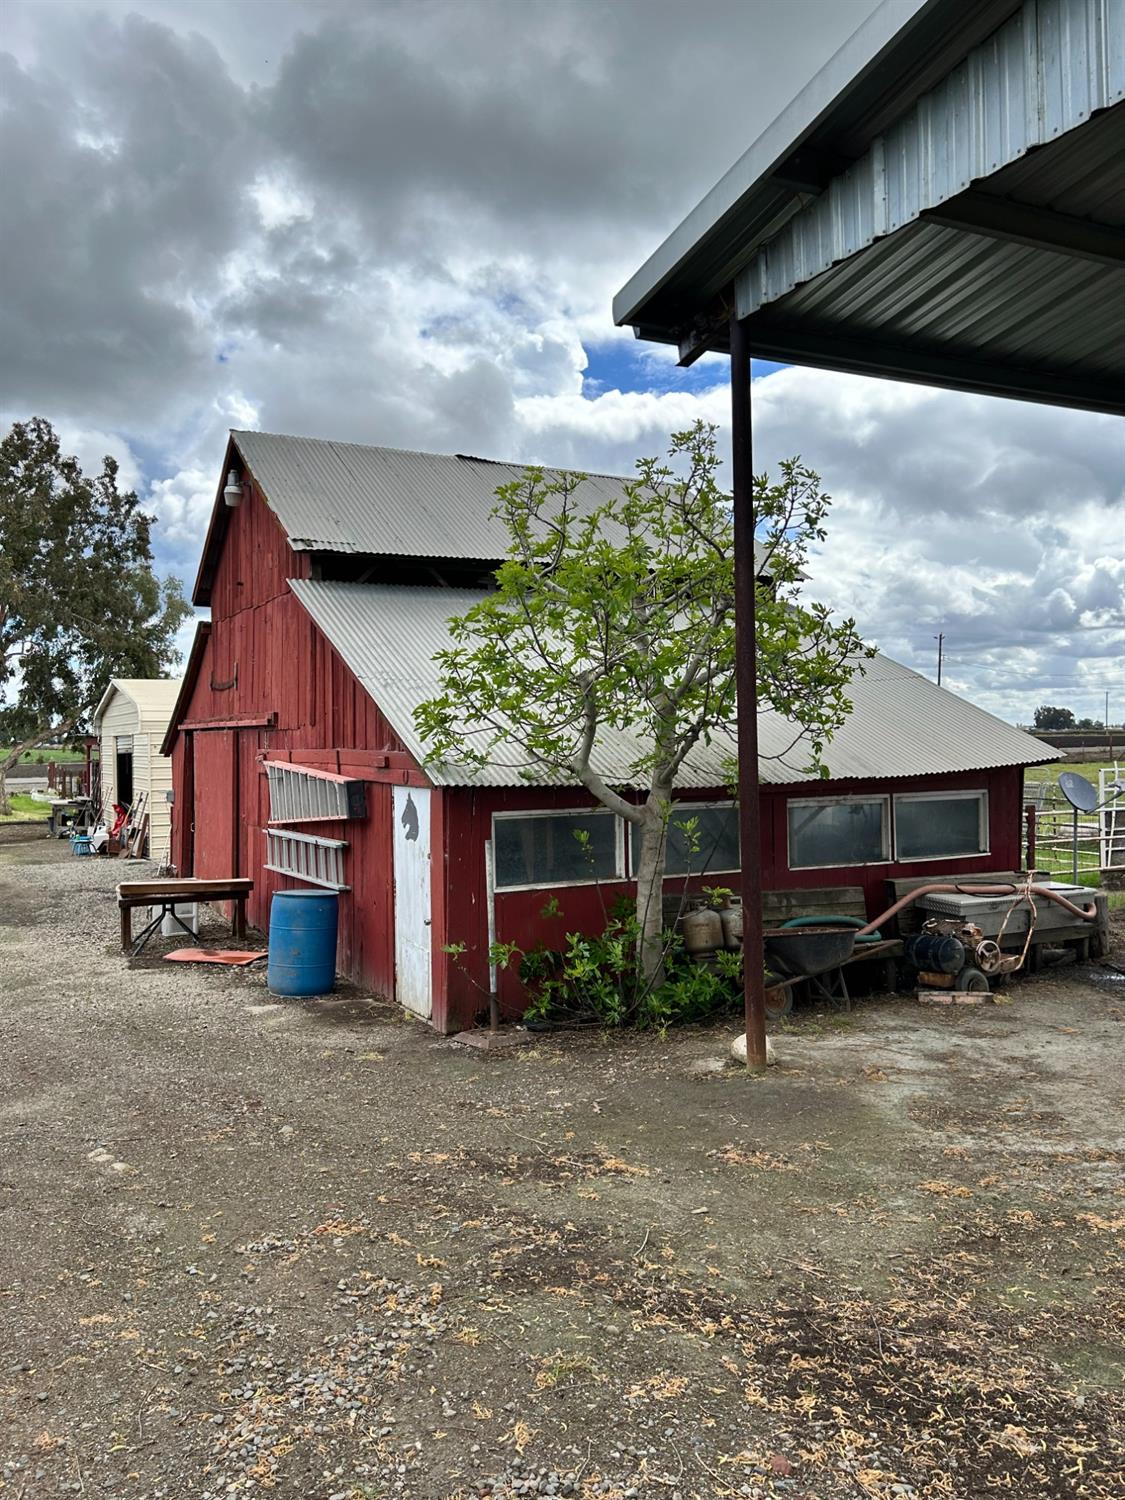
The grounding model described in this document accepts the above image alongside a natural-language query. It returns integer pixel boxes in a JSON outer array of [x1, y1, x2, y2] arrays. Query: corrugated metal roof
[[612, 0, 995, 331], [289, 579, 1056, 790], [93, 678, 184, 734], [736, 0, 1124, 319], [232, 431, 682, 562], [770, 210, 1122, 371]]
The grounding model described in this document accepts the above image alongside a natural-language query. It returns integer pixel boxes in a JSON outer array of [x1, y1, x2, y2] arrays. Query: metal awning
[[614, 0, 1125, 414], [614, 0, 1123, 1067]]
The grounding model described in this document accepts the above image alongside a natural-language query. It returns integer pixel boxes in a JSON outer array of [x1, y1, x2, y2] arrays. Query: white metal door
[[393, 786, 432, 1018]]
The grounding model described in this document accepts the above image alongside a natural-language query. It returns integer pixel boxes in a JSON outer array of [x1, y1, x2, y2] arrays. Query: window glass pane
[[788, 799, 886, 868], [631, 805, 741, 877], [494, 813, 619, 888], [895, 795, 984, 860]]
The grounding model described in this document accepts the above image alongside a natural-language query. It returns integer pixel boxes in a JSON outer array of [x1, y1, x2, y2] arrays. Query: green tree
[[1033, 705, 1076, 730], [0, 417, 191, 815], [415, 422, 869, 982]]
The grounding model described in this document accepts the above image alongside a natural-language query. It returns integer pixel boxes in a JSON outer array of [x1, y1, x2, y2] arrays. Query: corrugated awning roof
[[289, 578, 1056, 790], [614, 0, 1125, 413]]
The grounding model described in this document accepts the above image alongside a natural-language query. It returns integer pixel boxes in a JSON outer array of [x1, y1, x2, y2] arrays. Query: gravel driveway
[[2, 839, 1123, 1499]]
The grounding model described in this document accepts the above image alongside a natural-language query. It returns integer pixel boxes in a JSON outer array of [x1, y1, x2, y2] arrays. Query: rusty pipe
[[856, 882, 1097, 938]]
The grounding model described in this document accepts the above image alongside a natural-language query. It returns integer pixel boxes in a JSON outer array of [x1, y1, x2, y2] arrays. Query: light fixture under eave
[[223, 469, 243, 508]]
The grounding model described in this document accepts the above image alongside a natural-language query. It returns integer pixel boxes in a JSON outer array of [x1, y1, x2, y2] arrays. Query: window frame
[[628, 799, 742, 880], [786, 793, 891, 871], [892, 788, 990, 863], [491, 807, 626, 892]]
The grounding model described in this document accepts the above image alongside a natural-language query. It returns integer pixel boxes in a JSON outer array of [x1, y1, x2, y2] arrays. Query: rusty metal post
[[730, 314, 767, 1071], [1024, 803, 1036, 871]]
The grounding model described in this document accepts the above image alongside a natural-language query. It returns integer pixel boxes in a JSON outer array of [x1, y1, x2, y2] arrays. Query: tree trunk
[[634, 791, 671, 986], [0, 746, 28, 818]]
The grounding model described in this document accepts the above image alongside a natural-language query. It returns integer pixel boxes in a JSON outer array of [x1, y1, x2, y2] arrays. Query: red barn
[[164, 430, 1056, 1031]]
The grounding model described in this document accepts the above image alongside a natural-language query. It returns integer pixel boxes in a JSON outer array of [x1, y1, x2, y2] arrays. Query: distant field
[[1027, 760, 1124, 895], [1, 747, 86, 764], [0, 794, 50, 822], [1029, 759, 1122, 791]]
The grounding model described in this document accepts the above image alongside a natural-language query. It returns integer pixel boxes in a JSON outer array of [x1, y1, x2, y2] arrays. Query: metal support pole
[[1024, 803, 1036, 871], [1072, 805, 1079, 884], [730, 315, 767, 1071]]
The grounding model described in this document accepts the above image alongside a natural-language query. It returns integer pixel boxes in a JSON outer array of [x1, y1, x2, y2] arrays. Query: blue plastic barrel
[[267, 890, 339, 996]]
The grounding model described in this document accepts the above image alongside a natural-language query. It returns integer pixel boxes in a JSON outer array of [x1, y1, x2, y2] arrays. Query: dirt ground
[[1, 841, 1123, 1500]]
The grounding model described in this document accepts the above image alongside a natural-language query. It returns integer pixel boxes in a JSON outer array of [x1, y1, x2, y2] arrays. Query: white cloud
[[2, 0, 1122, 728]]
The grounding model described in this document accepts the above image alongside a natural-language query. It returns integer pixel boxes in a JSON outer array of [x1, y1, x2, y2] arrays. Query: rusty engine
[[903, 916, 1022, 992]]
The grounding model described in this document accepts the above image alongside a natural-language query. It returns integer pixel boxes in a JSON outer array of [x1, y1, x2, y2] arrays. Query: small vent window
[[265, 761, 367, 823], [265, 828, 350, 890]]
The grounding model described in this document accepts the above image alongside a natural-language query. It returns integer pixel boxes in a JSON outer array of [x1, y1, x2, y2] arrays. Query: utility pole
[[934, 633, 944, 686]]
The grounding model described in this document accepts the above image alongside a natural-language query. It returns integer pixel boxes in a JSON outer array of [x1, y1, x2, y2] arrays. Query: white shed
[[92, 679, 183, 860]]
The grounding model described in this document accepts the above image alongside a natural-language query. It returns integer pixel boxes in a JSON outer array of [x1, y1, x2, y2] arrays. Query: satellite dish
[[1059, 771, 1098, 813]]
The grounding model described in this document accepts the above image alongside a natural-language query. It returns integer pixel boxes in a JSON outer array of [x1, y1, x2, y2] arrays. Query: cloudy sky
[[2, 0, 1122, 726]]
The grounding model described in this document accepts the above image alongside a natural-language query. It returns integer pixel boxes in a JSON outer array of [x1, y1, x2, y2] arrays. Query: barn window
[[493, 810, 623, 890], [264, 828, 350, 890], [788, 796, 889, 869], [894, 790, 988, 861], [630, 803, 741, 877]]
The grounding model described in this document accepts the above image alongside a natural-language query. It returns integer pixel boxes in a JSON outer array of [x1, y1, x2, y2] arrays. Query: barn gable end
[[166, 469, 425, 1004]]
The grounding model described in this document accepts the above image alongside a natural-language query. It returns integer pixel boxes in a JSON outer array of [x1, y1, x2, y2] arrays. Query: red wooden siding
[[174, 479, 414, 997], [757, 767, 1024, 911], [193, 732, 237, 878], [209, 473, 310, 620], [169, 734, 193, 875], [441, 767, 1026, 1024]]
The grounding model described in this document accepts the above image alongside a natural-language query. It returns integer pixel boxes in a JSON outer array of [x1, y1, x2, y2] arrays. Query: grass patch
[[1030, 759, 1121, 790], [1, 746, 86, 764], [0, 794, 50, 822]]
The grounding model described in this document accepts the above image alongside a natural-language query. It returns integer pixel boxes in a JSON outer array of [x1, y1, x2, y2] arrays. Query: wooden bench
[[117, 878, 253, 956]]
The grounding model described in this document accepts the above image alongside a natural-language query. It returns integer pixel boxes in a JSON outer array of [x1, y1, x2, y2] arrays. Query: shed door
[[192, 731, 238, 885], [393, 786, 432, 1019]]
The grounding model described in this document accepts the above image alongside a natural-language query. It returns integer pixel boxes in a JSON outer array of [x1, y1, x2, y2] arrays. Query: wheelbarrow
[[763, 925, 858, 1010]]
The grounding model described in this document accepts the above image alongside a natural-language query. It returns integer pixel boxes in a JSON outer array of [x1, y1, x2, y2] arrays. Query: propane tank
[[720, 896, 743, 950], [904, 932, 966, 974], [682, 903, 723, 961]]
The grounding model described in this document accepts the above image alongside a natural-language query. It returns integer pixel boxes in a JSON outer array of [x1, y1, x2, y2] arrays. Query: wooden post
[[119, 904, 132, 953], [730, 314, 767, 1072], [1091, 892, 1109, 959]]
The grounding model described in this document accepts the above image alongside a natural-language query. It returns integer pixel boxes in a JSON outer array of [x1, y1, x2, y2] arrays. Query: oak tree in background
[[415, 422, 870, 982], [0, 417, 190, 815], [1033, 705, 1076, 730]]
